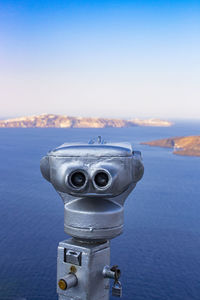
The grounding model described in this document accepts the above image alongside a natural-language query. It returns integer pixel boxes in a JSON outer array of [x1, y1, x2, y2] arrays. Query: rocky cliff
[[141, 136, 200, 157], [0, 114, 172, 128]]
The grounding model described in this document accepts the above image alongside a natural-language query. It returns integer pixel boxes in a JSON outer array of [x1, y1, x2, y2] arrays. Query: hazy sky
[[0, 0, 200, 120]]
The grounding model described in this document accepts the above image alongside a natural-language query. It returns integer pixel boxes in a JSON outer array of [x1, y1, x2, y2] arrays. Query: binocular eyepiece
[[94, 171, 110, 188], [69, 171, 86, 188], [40, 140, 144, 241], [68, 169, 110, 190], [68, 170, 87, 189]]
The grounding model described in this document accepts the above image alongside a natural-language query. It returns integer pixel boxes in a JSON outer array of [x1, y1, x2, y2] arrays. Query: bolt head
[[58, 279, 67, 290]]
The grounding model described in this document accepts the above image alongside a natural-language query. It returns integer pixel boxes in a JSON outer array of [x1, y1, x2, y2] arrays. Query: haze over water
[[1, 122, 200, 300], [1, 1, 200, 120]]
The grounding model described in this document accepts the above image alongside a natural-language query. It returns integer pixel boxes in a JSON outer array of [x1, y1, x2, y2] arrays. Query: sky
[[0, 0, 200, 120]]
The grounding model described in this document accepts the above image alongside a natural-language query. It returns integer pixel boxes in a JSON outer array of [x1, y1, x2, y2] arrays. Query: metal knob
[[103, 265, 121, 280], [58, 273, 78, 290]]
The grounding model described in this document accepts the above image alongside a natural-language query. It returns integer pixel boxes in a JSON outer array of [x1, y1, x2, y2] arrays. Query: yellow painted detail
[[58, 279, 67, 290]]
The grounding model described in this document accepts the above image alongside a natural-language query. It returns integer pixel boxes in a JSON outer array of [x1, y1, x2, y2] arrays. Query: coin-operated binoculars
[[40, 138, 144, 300]]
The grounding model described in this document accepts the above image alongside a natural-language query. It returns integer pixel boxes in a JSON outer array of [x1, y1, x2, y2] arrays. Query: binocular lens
[[94, 172, 109, 188], [70, 172, 86, 188]]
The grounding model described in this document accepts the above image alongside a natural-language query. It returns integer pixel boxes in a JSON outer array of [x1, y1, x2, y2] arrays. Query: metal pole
[[57, 239, 111, 300]]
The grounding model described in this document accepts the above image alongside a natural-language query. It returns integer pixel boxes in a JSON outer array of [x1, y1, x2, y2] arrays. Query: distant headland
[[0, 114, 173, 128], [141, 136, 200, 157]]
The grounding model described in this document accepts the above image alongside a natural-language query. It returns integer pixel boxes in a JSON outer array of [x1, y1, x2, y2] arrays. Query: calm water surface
[[0, 122, 200, 300]]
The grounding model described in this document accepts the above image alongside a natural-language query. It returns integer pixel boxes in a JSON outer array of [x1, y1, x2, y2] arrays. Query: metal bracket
[[64, 249, 82, 266]]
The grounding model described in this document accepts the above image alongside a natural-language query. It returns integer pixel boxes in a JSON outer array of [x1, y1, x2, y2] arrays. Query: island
[[0, 114, 172, 128], [141, 136, 200, 157]]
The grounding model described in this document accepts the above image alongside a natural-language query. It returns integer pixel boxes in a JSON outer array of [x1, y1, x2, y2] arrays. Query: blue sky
[[0, 0, 200, 119]]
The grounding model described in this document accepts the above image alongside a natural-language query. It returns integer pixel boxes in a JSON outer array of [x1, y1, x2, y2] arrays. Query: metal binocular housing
[[40, 141, 144, 241]]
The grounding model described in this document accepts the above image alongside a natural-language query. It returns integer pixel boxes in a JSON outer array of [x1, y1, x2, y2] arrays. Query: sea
[[0, 121, 200, 300]]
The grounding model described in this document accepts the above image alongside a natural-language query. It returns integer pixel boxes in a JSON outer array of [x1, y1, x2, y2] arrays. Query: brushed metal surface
[[40, 140, 144, 300], [40, 141, 144, 241], [57, 239, 110, 300]]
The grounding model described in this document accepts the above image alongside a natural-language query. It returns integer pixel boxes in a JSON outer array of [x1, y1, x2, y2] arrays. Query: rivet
[[70, 265, 77, 273]]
